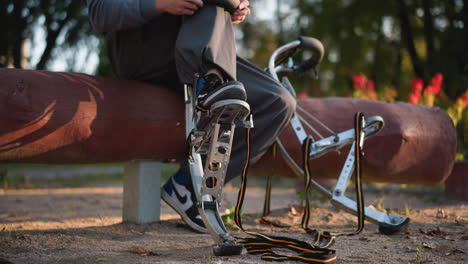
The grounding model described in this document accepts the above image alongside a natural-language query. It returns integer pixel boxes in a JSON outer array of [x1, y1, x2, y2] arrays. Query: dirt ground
[[0, 180, 466, 264]]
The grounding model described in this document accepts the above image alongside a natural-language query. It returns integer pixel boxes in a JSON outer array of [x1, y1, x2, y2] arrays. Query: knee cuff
[[203, 0, 240, 13]]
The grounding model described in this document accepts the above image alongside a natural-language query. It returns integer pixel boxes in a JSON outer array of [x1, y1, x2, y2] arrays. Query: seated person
[[87, 0, 296, 233]]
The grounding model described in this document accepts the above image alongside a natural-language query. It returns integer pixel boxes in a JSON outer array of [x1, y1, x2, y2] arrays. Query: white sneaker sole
[[161, 189, 208, 234]]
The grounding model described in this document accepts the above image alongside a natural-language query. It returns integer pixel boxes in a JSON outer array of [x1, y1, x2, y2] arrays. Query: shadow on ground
[[0, 183, 466, 263]]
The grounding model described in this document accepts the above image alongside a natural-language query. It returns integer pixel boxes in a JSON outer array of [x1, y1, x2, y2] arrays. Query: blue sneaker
[[196, 74, 247, 110], [161, 170, 207, 233]]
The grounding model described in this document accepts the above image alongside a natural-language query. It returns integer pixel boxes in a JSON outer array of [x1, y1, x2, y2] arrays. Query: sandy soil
[[0, 183, 466, 264]]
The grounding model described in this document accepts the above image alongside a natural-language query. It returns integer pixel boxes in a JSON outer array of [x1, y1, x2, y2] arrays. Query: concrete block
[[123, 160, 161, 223]]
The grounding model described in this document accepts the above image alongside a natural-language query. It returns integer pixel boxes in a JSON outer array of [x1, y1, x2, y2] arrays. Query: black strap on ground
[[235, 113, 366, 263], [234, 128, 337, 263]]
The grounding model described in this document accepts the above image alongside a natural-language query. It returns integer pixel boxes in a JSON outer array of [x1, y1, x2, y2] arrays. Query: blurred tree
[[0, 0, 36, 68], [237, 0, 467, 100], [1, 0, 466, 98], [237, 20, 279, 66], [296, 0, 467, 99], [0, 0, 97, 72]]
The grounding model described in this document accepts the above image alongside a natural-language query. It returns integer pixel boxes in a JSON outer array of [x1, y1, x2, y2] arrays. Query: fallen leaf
[[109, 226, 131, 235], [95, 257, 110, 262], [420, 227, 447, 236], [454, 216, 466, 226], [405, 246, 417, 253], [63, 205, 78, 210], [462, 235, 468, 240], [289, 205, 304, 216], [436, 208, 446, 219], [128, 246, 160, 257], [422, 242, 436, 250], [358, 237, 368, 241], [453, 249, 467, 254], [443, 235, 455, 241], [435, 245, 451, 253], [434, 227, 446, 235], [128, 246, 145, 254]]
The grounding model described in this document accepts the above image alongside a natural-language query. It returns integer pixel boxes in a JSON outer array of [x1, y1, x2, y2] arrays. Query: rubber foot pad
[[378, 217, 410, 235], [213, 242, 243, 256]]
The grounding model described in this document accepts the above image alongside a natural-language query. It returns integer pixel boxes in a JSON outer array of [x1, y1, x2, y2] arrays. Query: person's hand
[[156, 0, 204, 16], [231, 0, 251, 24]]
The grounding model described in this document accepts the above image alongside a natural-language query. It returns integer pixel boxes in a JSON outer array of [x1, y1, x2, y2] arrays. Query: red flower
[[409, 93, 421, 104], [455, 93, 468, 108], [298, 91, 308, 99], [353, 73, 367, 90], [454, 92, 468, 107], [431, 73, 443, 86], [367, 80, 375, 92], [462, 93, 468, 104], [411, 78, 424, 94], [429, 73, 443, 95], [432, 84, 441, 95], [425, 85, 437, 95]]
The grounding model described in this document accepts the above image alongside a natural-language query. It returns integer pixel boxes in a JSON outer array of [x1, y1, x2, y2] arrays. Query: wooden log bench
[[0, 68, 457, 223]]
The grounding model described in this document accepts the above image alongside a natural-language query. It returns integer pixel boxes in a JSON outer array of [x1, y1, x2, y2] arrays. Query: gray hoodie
[[87, 0, 159, 32], [86, 0, 182, 82]]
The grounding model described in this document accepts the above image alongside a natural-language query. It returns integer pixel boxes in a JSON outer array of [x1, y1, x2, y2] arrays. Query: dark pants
[[106, 6, 296, 182]]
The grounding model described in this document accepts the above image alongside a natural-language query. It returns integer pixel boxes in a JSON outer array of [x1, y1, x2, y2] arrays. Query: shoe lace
[[201, 74, 222, 93]]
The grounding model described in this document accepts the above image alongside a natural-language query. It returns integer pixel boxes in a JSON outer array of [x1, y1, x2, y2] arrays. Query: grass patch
[[375, 197, 387, 213], [423, 194, 442, 203], [0, 163, 125, 169], [161, 163, 179, 182], [416, 242, 423, 263], [221, 207, 236, 228], [0, 173, 26, 189], [54, 173, 123, 188], [0, 227, 12, 241], [405, 203, 412, 217], [0, 162, 181, 189], [1, 172, 124, 189], [296, 189, 328, 208]]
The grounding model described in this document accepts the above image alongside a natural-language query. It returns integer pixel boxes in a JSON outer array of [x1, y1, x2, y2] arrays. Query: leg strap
[[203, 0, 240, 13]]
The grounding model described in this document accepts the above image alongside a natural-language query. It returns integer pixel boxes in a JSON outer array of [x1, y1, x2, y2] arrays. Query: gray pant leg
[[175, 6, 237, 83], [180, 57, 296, 181], [225, 57, 296, 181]]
